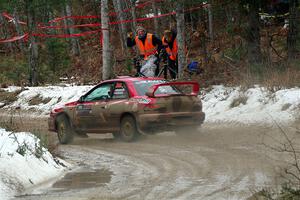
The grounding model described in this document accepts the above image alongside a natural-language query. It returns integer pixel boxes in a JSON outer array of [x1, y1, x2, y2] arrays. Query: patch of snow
[[201, 85, 300, 125], [254, 172, 269, 187], [6, 85, 92, 115], [2, 86, 22, 93], [0, 128, 69, 200], [2, 85, 300, 125]]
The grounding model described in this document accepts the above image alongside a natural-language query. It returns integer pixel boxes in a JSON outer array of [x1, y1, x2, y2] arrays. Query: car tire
[[120, 115, 140, 142], [56, 115, 74, 144]]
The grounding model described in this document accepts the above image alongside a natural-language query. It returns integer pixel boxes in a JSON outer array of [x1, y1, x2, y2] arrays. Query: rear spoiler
[[146, 81, 199, 97]]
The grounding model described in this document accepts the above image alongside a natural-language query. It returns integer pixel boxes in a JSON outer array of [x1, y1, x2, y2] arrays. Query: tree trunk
[[197, 8, 208, 63], [13, 10, 25, 52], [246, 1, 262, 64], [207, 3, 213, 41], [101, 0, 111, 80], [62, 8, 68, 34], [287, 0, 299, 60], [26, 0, 39, 86], [152, 1, 159, 35], [112, 0, 127, 51], [65, 1, 80, 56], [176, 1, 186, 79], [129, 0, 137, 32], [0, 13, 13, 53]]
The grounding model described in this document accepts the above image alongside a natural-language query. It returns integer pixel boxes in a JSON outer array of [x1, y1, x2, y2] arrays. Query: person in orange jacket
[[127, 26, 163, 75], [162, 29, 178, 79]]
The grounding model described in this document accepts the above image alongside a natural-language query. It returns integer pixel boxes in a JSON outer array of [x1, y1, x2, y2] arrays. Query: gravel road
[[11, 117, 298, 200]]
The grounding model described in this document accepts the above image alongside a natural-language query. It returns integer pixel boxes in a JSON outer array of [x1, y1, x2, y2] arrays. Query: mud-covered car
[[48, 77, 205, 143]]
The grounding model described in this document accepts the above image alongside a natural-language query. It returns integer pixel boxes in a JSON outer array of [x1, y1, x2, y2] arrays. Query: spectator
[[162, 29, 178, 79], [127, 26, 163, 75]]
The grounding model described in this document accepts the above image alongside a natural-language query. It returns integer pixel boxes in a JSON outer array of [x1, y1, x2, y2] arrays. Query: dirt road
[[9, 115, 298, 200]]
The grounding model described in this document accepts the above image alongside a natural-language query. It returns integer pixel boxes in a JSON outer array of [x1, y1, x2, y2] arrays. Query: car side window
[[112, 82, 129, 99], [84, 83, 113, 101]]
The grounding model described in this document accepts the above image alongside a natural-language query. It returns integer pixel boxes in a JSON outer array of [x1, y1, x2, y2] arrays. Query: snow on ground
[[3, 85, 92, 115], [200, 85, 300, 125], [0, 128, 69, 200], [0, 84, 299, 199], [1, 84, 299, 124]]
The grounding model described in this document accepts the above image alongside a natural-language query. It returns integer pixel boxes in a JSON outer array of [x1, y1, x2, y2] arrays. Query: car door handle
[[101, 106, 106, 109]]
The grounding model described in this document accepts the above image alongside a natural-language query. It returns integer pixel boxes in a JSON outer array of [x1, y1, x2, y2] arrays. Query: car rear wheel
[[120, 116, 140, 142], [56, 115, 74, 144]]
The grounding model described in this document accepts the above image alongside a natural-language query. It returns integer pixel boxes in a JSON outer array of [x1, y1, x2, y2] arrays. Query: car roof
[[102, 76, 164, 83]]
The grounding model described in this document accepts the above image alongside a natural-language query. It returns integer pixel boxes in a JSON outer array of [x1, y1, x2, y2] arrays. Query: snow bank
[[0, 128, 69, 200], [1, 84, 300, 125], [201, 85, 300, 124], [2, 85, 92, 115]]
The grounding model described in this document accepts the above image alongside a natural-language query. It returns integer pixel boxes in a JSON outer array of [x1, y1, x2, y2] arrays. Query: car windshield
[[133, 80, 181, 96]]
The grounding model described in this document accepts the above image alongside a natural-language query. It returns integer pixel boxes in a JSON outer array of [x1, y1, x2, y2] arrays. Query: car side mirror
[[79, 96, 85, 102], [108, 91, 112, 98]]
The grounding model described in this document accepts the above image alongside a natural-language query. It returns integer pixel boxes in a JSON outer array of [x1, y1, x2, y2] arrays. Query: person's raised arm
[[126, 32, 136, 47], [152, 34, 163, 54]]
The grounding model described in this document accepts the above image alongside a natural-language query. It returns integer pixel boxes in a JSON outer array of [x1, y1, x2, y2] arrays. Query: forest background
[[0, 0, 299, 89]]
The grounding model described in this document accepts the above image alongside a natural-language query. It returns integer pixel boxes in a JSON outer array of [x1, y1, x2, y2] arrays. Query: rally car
[[48, 77, 205, 143]]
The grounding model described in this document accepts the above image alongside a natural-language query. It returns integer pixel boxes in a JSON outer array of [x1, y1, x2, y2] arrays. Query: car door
[[75, 82, 114, 132], [103, 82, 131, 129]]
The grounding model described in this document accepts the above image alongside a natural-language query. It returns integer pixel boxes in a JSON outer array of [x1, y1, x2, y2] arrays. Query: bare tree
[[263, 119, 300, 186], [26, 0, 39, 86], [152, 1, 159, 36], [245, 1, 262, 64], [13, 10, 25, 52], [0, 13, 13, 53], [207, 3, 213, 41], [176, 1, 186, 78], [287, 0, 299, 60], [112, 0, 127, 51], [101, 0, 111, 80], [129, 0, 137, 32], [65, 1, 80, 56]]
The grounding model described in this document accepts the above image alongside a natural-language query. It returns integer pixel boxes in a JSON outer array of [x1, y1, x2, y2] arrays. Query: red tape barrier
[[48, 0, 165, 22], [2, 12, 27, 25], [1, 0, 165, 25], [38, 23, 101, 29], [48, 15, 99, 23], [32, 29, 103, 38], [0, 3, 208, 43], [0, 33, 28, 43], [38, 4, 207, 29]]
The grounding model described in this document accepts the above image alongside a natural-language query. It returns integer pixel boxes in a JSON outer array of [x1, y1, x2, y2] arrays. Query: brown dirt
[[29, 95, 52, 106], [0, 89, 23, 105]]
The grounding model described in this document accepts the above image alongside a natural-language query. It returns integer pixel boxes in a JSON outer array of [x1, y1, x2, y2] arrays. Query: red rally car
[[48, 77, 205, 143]]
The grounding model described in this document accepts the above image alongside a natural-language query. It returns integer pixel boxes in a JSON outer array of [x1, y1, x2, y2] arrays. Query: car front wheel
[[56, 115, 74, 144], [120, 116, 140, 142]]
